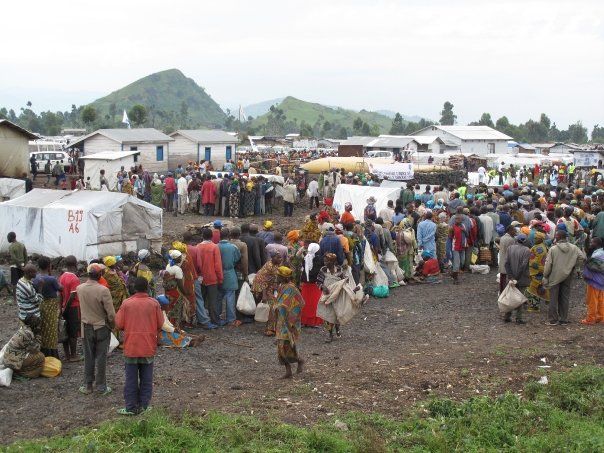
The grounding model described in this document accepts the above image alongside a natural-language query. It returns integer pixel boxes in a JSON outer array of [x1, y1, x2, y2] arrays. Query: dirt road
[[0, 205, 602, 444]]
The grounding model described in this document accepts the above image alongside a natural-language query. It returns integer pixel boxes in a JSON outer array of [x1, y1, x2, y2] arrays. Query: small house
[[168, 130, 239, 170], [411, 125, 512, 156], [548, 143, 581, 155], [67, 128, 174, 173], [0, 119, 38, 178]]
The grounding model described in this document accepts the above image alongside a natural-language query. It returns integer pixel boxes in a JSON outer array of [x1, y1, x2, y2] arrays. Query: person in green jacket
[[399, 182, 415, 208]]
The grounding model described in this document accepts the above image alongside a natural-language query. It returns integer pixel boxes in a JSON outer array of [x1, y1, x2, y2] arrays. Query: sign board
[[574, 152, 600, 167], [369, 163, 414, 181]]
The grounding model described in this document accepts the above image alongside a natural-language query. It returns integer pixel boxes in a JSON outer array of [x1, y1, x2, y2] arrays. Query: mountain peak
[[88, 69, 226, 128]]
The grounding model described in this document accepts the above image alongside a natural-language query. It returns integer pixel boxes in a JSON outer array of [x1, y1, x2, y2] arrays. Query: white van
[[366, 150, 394, 159], [30, 151, 72, 173]]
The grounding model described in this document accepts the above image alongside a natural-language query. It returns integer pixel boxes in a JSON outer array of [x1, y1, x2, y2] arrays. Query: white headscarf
[[304, 243, 321, 280]]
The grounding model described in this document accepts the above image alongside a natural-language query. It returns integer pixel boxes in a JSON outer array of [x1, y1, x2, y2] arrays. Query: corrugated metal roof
[[79, 151, 140, 161], [366, 136, 417, 148], [517, 143, 536, 150], [0, 119, 39, 140], [437, 126, 512, 140], [409, 135, 445, 145], [340, 136, 376, 146], [171, 130, 239, 143], [412, 125, 512, 141], [68, 128, 173, 148]]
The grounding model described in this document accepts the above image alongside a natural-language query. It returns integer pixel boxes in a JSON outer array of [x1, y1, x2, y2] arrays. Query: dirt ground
[[1, 203, 603, 444]]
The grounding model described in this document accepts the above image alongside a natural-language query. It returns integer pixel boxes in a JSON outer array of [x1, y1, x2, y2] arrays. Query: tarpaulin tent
[[80, 151, 139, 190], [0, 178, 26, 200], [333, 184, 401, 222], [0, 189, 162, 261]]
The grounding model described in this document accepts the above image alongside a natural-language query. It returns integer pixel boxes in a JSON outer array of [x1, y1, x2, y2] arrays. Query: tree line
[[1, 99, 602, 144]]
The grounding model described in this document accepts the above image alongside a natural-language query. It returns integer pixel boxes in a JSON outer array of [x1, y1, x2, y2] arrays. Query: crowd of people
[[3, 156, 604, 416]]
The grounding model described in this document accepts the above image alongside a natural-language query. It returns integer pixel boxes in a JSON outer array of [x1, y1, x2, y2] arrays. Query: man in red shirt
[[196, 228, 224, 325], [201, 176, 217, 216], [164, 172, 177, 214], [182, 231, 216, 330], [58, 255, 82, 362], [115, 277, 163, 415]]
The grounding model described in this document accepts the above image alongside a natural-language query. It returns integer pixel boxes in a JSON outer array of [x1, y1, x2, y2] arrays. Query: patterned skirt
[[229, 193, 240, 217], [40, 297, 60, 352], [277, 340, 300, 365]]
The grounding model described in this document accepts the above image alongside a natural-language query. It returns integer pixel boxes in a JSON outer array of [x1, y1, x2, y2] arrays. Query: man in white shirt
[[378, 200, 395, 222], [177, 175, 188, 215], [308, 178, 319, 209], [477, 166, 486, 184]]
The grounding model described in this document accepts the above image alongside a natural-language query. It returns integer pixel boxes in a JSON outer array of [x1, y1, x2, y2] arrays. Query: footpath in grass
[[6, 366, 604, 452]]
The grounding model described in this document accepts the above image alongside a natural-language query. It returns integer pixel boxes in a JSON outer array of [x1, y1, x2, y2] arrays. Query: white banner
[[574, 152, 600, 167], [370, 163, 414, 181]]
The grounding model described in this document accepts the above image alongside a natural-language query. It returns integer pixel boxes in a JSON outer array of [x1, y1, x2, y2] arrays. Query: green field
[[6, 366, 603, 452]]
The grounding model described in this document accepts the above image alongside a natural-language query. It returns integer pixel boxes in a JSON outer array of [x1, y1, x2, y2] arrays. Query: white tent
[[80, 151, 139, 190], [0, 189, 162, 261], [0, 178, 26, 200], [333, 184, 401, 222]]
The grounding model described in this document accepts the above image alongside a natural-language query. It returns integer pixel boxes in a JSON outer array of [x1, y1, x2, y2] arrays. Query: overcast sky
[[2, 0, 603, 131]]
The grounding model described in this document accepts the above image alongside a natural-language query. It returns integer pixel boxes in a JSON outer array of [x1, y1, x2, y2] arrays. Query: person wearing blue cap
[[212, 220, 223, 244], [503, 234, 531, 324]]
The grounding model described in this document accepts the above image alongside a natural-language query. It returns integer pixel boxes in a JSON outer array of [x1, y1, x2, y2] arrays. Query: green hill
[[250, 96, 397, 136], [88, 69, 226, 128]]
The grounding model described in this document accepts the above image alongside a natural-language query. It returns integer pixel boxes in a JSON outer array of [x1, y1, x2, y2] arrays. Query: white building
[[168, 130, 239, 170], [410, 125, 512, 156], [67, 128, 174, 173]]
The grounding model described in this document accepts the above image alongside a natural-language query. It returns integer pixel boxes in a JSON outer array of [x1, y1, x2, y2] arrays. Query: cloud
[[1, 0, 602, 130]]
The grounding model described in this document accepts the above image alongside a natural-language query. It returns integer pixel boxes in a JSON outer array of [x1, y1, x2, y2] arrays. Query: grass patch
[[6, 366, 604, 452]]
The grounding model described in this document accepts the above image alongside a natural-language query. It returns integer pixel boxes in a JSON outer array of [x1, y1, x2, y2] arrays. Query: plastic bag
[[471, 247, 478, 264], [383, 250, 397, 263], [372, 285, 389, 298], [254, 302, 270, 323], [247, 273, 256, 285], [236, 282, 256, 315], [41, 356, 62, 378], [373, 264, 389, 287], [470, 264, 490, 274], [108, 332, 119, 354], [497, 279, 528, 313], [363, 240, 377, 274], [0, 343, 12, 387]]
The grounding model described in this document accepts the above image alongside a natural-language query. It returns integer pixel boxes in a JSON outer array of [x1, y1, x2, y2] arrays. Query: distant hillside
[[376, 109, 426, 123], [89, 69, 226, 128], [250, 96, 396, 135], [242, 98, 285, 119]]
